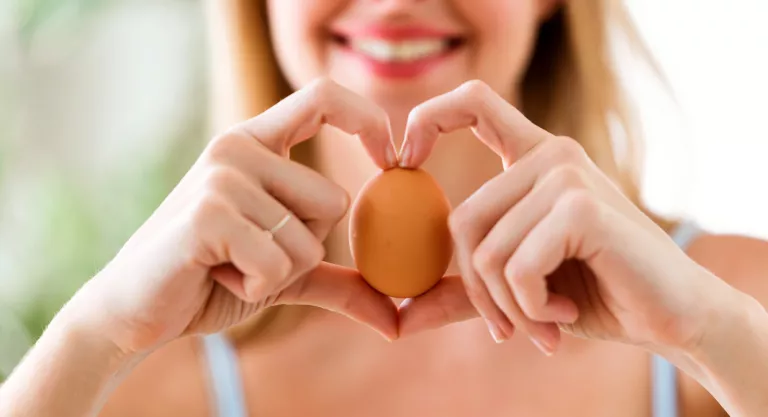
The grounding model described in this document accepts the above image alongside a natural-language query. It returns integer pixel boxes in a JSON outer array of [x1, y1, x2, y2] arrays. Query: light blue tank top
[[202, 221, 703, 417]]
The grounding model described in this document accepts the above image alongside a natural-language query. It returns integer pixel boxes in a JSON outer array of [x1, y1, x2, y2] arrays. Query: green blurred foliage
[[19, 121, 205, 338], [16, 0, 107, 46], [0, 1, 208, 380], [1, 137, 208, 380]]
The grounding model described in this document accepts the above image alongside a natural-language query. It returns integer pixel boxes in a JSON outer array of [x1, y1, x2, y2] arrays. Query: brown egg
[[349, 167, 453, 298]]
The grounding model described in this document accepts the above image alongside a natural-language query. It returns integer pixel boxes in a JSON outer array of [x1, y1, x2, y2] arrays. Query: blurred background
[[0, 0, 766, 380]]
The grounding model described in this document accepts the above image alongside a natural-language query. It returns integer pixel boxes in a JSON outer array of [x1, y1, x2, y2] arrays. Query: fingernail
[[399, 145, 411, 168], [485, 319, 506, 344], [529, 336, 554, 356], [386, 146, 398, 168]]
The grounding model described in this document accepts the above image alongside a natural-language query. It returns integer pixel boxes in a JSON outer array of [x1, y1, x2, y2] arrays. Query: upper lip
[[331, 25, 464, 41]]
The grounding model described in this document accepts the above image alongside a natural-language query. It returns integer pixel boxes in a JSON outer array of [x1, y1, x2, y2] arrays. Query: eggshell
[[349, 168, 453, 298]]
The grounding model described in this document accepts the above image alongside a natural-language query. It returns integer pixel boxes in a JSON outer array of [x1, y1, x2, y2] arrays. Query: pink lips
[[331, 25, 464, 79]]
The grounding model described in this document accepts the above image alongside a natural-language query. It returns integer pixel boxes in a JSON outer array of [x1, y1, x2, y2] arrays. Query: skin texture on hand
[[5, 79, 768, 417], [86, 78, 401, 357], [396, 80, 709, 353]]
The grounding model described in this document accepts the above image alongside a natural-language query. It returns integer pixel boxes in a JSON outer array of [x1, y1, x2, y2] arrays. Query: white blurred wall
[[626, 0, 768, 237]]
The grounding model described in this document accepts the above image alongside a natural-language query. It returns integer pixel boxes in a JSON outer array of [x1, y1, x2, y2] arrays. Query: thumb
[[398, 275, 491, 337], [276, 262, 399, 341]]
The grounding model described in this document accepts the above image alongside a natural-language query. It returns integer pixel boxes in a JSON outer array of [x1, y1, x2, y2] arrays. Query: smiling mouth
[[331, 34, 465, 63]]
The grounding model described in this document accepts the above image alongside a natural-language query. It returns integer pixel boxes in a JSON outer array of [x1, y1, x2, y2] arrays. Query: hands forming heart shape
[[79, 78, 727, 360]]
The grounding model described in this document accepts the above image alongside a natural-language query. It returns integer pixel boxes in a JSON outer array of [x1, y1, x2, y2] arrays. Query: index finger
[[400, 80, 550, 169], [237, 78, 397, 169]]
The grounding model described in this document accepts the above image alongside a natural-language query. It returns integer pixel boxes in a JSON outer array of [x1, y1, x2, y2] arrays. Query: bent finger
[[504, 191, 599, 332], [401, 80, 550, 169], [239, 78, 396, 169]]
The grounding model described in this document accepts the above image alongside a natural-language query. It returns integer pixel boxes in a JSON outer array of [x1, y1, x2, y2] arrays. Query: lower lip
[[338, 45, 460, 79]]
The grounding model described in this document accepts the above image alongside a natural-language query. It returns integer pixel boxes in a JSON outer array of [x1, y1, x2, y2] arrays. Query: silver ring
[[266, 214, 291, 239]]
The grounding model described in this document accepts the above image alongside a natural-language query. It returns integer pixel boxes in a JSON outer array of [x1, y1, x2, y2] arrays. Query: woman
[[3, 1, 768, 416]]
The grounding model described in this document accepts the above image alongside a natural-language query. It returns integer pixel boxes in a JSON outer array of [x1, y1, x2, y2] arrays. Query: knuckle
[[504, 257, 530, 288], [448, 206, 474, 237], [201, 166, 240, 192], [458, 79, 493, 102], [407, 103, 430, 126], [307, 77, 339, 103], [548, 136, 588, 166], [559, 189, 601, 224], [206, 131, 245, 163], [546, 164, 588, 191], [189, 192, 228, 232], [472, 247, 503, 277], [504, 259, 528, 287]]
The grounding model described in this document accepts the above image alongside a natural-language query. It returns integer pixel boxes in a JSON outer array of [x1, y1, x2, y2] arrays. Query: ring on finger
[[266, 213, 292, 240]]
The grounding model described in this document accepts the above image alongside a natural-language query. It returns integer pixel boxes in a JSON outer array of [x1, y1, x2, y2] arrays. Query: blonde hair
[[204, 0, 673, 342]]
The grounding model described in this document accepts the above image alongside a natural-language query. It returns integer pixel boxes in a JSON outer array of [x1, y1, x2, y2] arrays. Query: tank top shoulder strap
[[670, 220, 704, 251], [201, 333, 248, 417], [652, 354, 679, 417]]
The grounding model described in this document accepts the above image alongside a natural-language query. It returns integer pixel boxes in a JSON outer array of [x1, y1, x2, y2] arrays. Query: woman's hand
[[397, 80, 733, 356], [72, 79, 400, 356]]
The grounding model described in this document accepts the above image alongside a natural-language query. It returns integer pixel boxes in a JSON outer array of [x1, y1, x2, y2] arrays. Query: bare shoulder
[[679, 232, 768, 417], [687, 232, 768, 296], [99, 336, 210, 417]]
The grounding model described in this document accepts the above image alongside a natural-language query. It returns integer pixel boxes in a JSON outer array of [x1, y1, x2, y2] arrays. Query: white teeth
[[349, 39, 449, 62]]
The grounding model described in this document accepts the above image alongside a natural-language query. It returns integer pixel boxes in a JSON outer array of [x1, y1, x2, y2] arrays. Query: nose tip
[[367, 0, 430, 20]]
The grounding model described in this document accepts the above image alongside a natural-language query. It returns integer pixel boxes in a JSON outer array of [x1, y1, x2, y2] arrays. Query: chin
[[350, 76, 458, 103]]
